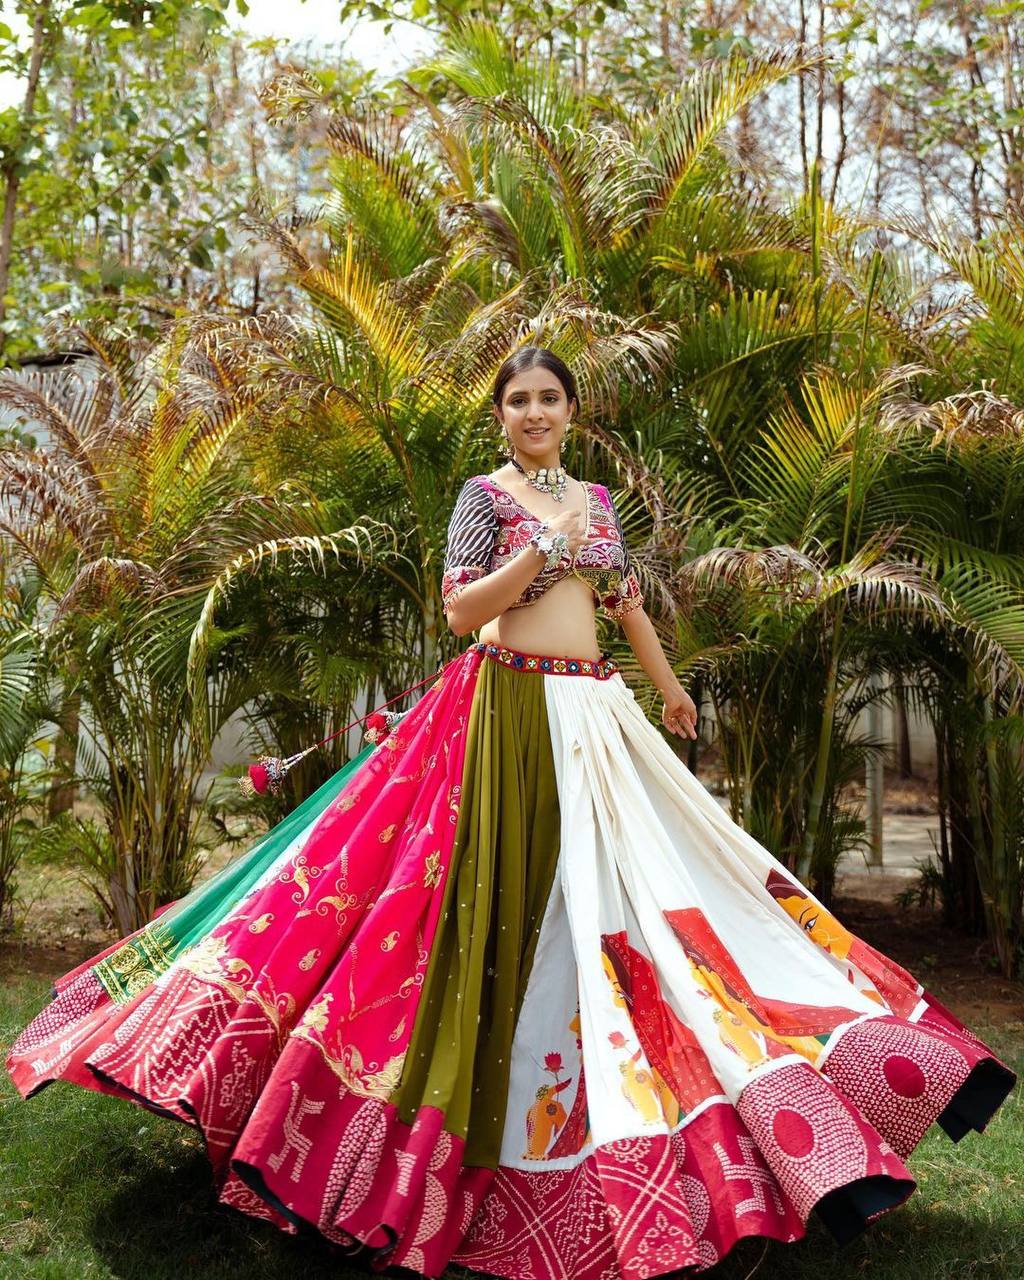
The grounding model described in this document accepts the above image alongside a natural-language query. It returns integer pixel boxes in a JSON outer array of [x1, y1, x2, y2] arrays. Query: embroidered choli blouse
[[441, 475, 645, 622]]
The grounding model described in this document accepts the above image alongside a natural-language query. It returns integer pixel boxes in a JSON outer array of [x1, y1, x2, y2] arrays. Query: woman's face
[[494, 368, 575, 463]]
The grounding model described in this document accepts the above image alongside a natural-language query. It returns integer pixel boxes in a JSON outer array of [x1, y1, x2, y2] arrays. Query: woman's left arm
[[619, 606, 698, 740]]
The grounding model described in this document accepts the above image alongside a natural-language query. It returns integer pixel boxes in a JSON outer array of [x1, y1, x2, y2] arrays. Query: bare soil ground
[[832, 873, 1024, 1028]]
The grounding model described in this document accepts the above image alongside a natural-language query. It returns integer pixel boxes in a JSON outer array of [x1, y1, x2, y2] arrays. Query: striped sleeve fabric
[[441, 478, 498, 615]]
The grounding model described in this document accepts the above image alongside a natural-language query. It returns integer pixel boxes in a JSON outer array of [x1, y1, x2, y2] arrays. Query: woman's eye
[[804, 915, 818, 931]]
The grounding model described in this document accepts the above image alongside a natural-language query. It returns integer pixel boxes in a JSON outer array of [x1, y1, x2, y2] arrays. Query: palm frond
[[185, 520, 402, 710]]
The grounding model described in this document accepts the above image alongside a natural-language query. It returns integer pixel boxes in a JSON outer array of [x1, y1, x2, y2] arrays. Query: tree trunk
[[686, 674, 703, 776], [797, 0, 809, 196], [47, 689, 81, 820], [946, 718, 986, 937], [893, 676, 913, 778], [934, 719, 952, 927], [828, 77, 847, 205], [0, 3, 51, 352], [814, 0, 825, 178]]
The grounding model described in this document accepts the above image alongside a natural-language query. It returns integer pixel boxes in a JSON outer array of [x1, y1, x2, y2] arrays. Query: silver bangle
[[530, 525, 569, 571]]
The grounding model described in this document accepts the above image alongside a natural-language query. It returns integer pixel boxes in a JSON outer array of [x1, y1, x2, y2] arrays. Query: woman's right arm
[[441, 479, 586, 637], [445, 545, 546, 637], [441, 477, 532, 637]]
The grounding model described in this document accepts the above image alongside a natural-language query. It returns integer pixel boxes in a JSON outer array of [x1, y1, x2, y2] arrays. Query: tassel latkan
[[237, 706, 414, 798], [238, 747, 317, 798]]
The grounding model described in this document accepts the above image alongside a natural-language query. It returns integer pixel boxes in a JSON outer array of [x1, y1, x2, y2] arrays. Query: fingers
[[550, 509, 586, 535], [665, 711, 698, 739]]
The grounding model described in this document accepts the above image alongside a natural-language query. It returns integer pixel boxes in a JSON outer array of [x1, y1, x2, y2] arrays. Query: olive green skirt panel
[[391, 660, 561, 1168]]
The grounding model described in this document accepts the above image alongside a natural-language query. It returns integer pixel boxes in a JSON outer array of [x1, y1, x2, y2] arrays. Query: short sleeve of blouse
[[600, 488, 644, 621], [441, 478, 497, 615]]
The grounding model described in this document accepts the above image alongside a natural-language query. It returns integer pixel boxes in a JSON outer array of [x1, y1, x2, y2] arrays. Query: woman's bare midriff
[[476, 573, 603, 660]]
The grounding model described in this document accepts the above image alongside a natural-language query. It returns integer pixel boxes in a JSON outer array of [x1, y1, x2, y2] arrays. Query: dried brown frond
[[258, 65, 327, 124], [54, 557, 165, 621], [522, 284, 678, 417], [0, 371, 108, 500], [680, 543, 827, 599], [42, 318, 139, 396], [327, 108, 438, 211], [879, 387, 1024, 446], [439, 198, 523, 271], [382, 257, 449, 315], [240, 197, 321, 276], [583, 418, 697, 535], [415, 277, 537, 405], [0, 449, 106, 550]]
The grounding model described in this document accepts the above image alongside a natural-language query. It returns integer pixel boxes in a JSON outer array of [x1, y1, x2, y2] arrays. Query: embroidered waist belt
[[472, 641, 619, 680]]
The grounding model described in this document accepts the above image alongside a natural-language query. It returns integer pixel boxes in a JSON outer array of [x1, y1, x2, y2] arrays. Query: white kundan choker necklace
[[510, 456, 567, 501]]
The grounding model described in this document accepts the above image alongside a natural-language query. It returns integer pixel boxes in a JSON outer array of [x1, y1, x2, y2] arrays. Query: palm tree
[[0, 564, 51, 932], [0, 321, 390, 931]]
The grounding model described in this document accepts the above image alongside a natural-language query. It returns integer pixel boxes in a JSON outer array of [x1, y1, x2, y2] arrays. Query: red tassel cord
[[238, 665, 449, 798]]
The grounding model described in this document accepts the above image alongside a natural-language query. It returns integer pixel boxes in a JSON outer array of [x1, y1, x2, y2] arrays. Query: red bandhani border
[[7, 947, 1014, 1280], [452, 1063, 912, 1280]]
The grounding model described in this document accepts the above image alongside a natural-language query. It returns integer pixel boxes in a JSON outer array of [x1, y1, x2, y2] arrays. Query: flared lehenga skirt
[[5, 641, 1017, 1279]]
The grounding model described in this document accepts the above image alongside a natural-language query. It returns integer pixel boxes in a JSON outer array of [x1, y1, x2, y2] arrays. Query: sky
[[0, 2, 437, 108], [238, 0, 435, 69]]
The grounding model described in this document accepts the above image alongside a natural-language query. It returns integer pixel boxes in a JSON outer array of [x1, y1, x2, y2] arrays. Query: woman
[[6, 347, 1016, 1279]]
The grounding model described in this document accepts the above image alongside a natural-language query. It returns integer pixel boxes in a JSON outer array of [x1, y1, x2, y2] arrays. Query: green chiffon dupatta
[[92, 743, 378, 1005]]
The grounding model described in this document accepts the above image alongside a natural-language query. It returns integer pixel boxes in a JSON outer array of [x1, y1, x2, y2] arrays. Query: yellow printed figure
[[765, 870, 855, 958], [650, 1065, 682, 1127], [524, 1079, 572, 1158], [689, 956, 824, 1066], [602, 945, 681, 1126], [560, 1009, 592, 1151], [523, 1051, 572, 1160], [764, 869, 887, 1007], [712, 1007, 770, 1067], [602, 952, 627, 1009], [608, 1030, 662, 1121]]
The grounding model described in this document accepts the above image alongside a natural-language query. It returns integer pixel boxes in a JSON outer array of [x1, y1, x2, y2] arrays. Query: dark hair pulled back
[[491, 346, 579, 414]]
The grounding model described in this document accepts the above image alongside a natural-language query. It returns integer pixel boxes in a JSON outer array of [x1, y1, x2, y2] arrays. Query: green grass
[[2, 972, 1021, 1280]]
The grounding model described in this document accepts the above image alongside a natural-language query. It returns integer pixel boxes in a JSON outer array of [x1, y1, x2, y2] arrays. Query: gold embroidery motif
[[279, 854, 323, 903], [423, 851, 442, 889], [314, 890, 362, 925], [346, 971, 423, 1021], [300, 992, 333, 1033], [177, 934, 293, 1037], [381, 930, 400, 951], [178, 935, 254, 1002], [378, 823, 396, 843], [93, 920, 175, 1005], [290, 1032, 407, 1100], [389, 1016, 406, 1043], [250, 981, 295, 1040], [391, 751, 435, 785], [377, 881, 416, 902], [336, 1043, 405, 1097], [298, 949, 321, 971], [249, 913, 275, 933]]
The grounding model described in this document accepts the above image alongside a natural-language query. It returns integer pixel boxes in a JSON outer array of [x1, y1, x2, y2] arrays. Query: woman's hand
[[543, 505, 588, 555], [660, 681, 698, 739]]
